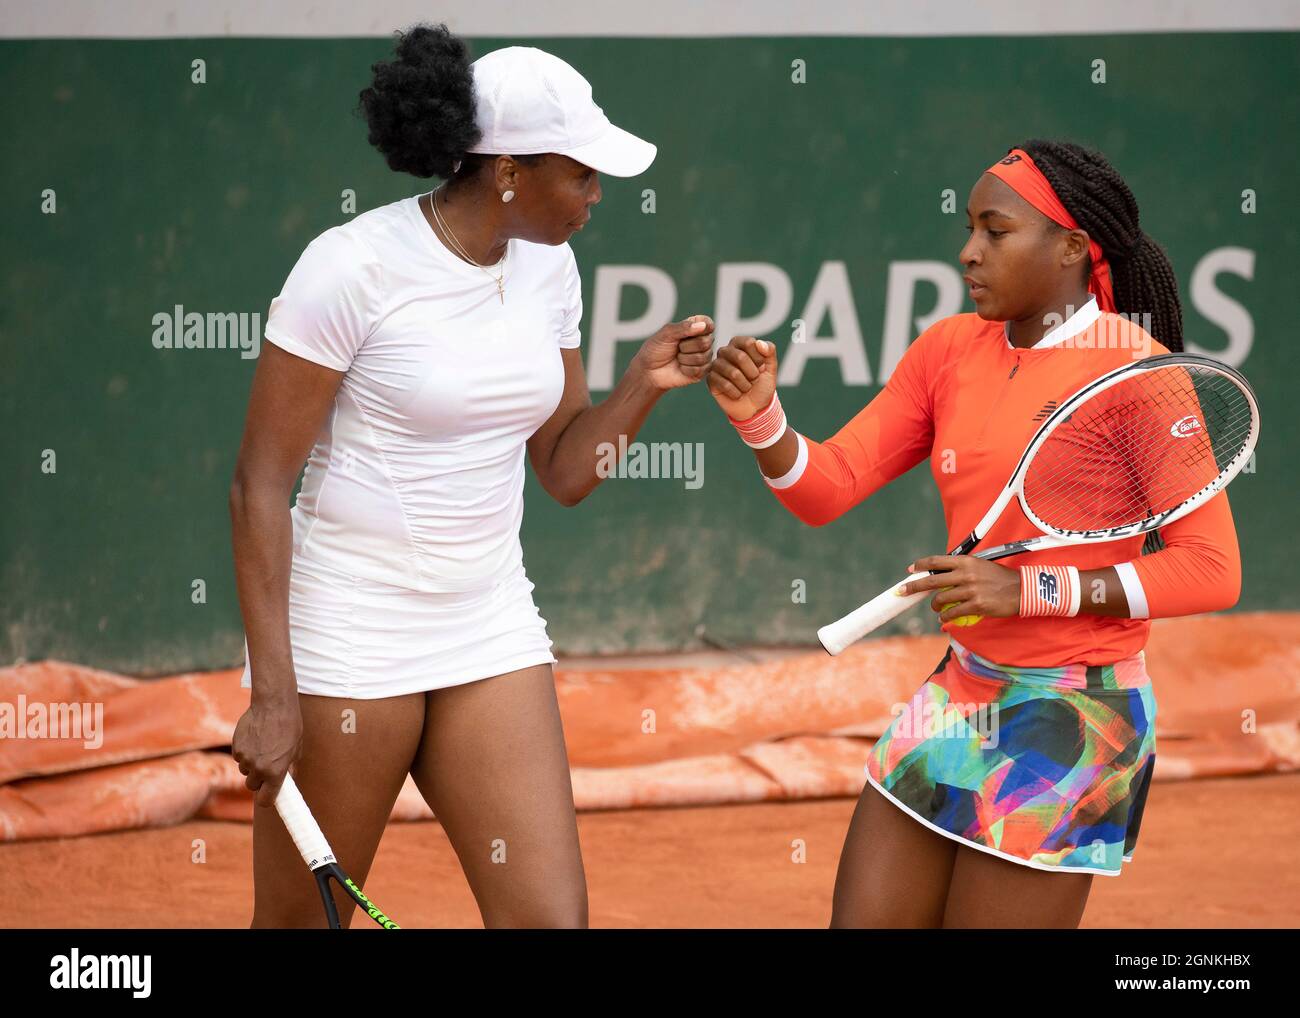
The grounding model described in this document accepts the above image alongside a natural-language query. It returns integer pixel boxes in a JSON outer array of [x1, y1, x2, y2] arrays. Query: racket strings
[[1022, 367, 1254, 533]]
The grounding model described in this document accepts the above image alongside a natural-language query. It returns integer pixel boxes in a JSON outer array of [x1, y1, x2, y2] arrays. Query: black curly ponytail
[[359, 23, 480, 179], [1017, 139, 1184, 353]]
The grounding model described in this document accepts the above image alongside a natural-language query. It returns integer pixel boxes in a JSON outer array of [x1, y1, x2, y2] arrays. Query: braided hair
[[1017, 139, 1184, 354], [1019, 141, 1183, 555]]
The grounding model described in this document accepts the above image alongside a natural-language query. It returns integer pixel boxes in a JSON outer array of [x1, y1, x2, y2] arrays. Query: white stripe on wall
[[3, 0, 1299, 38]]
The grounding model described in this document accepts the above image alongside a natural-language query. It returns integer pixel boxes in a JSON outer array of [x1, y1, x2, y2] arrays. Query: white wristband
[[728, 392, 788, 449], [1019, 565, 1081, 617]]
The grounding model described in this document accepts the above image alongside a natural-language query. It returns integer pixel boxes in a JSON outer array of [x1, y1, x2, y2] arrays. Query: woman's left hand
[[896, 555, 1022, 626], [633, 314, 715, 391]]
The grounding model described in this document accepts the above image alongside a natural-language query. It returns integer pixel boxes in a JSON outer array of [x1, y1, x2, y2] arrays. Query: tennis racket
[[275, 772, 400, 929], [817, 352, 1260, 655]]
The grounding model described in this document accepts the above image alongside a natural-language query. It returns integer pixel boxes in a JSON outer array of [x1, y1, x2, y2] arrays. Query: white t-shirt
[[264, 194, 582, 592]]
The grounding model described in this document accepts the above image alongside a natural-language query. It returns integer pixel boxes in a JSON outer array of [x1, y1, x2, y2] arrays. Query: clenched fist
[[707, 336, 777, 420], [631, 314, 716, 391]]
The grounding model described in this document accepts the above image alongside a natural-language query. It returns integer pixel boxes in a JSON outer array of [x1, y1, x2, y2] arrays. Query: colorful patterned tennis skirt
[[865, 638, 1157, 877]]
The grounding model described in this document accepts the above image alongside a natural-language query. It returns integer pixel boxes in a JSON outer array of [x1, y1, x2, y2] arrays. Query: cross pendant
[[496, 279, 505, 304]]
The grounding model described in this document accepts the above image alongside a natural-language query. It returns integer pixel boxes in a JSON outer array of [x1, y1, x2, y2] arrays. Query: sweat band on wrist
[[728, 392, 787, 449], [1019, 565, 1081, 617]]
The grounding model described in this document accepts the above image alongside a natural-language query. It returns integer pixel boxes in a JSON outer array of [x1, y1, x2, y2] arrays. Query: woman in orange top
[[707, 140, 1241, 928]]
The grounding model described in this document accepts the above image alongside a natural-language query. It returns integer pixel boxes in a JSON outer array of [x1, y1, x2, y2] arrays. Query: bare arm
[[903, 499, 1240, 625], [1074, 568, 1131, 617], [229, 341, 345, 805], [528, 316, 714, 506], [899, 557, 1133, 624]]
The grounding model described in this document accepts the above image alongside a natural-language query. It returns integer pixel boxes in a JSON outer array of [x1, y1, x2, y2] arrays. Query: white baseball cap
[[466, 46, 657, 178]]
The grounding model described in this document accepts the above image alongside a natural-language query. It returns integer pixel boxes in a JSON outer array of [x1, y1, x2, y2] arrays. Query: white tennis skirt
[[240, 552, 558, 700]]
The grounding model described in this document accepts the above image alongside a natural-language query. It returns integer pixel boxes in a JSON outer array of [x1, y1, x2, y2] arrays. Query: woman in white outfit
[[229, 25, 714, 928]]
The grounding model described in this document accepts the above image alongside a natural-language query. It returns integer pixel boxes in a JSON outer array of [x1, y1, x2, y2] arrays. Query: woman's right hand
[[231, 696, 303, 807], [706, 336, 778, 420]]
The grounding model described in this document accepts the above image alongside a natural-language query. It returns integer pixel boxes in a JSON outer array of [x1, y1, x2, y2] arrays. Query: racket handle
[[275, 772, 337, 871], [817, 571, 932, 656]]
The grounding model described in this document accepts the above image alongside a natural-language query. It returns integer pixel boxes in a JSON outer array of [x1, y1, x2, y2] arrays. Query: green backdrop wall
[[2, 34, 1296, 672]]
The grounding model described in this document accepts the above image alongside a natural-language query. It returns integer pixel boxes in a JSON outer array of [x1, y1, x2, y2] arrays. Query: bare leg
[[251, 691, 427, 928], [831, 781, 958, 928], [942, 844, 1094, 928], [409, 663, 587, 928]]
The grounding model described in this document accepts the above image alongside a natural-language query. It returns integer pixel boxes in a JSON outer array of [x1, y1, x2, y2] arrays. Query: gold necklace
[[428, 186, 507, 303]]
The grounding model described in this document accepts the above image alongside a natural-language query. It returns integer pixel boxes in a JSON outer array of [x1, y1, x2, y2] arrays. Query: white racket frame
[[817, 353, 1260, 656]]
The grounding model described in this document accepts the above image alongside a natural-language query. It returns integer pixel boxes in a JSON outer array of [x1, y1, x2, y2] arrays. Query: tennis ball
[[938, 586, 982, 627]]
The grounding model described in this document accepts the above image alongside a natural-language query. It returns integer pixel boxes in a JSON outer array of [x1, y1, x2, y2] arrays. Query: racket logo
[[345, 877, 401, 929], [1170, 414, 1202, 438]]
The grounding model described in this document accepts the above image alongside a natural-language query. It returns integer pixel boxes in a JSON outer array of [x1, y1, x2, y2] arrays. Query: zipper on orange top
[[972, 350, 1023, 451]]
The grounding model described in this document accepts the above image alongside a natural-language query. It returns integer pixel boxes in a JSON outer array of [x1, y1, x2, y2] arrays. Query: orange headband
[[985, 148, 1116, 312]]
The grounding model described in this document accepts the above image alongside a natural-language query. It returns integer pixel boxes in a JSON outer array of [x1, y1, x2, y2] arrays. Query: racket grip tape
[[275, 773, 338, 871], [817, 571, 932, 656]]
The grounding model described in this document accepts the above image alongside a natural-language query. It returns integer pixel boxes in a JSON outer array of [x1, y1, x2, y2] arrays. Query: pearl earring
[[501, 190, 516, 204]]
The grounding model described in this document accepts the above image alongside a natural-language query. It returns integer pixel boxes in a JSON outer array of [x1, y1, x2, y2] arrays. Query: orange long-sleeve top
[[766, 301, 1241, 667]]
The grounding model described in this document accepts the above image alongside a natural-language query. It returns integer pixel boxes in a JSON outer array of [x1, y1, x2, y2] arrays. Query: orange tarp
[[1, 614, 1297, 841]]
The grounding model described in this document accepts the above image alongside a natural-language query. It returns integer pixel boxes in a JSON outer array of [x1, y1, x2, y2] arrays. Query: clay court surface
[[3, 618, 1297, 928], [4, 772, 1297, 928]]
